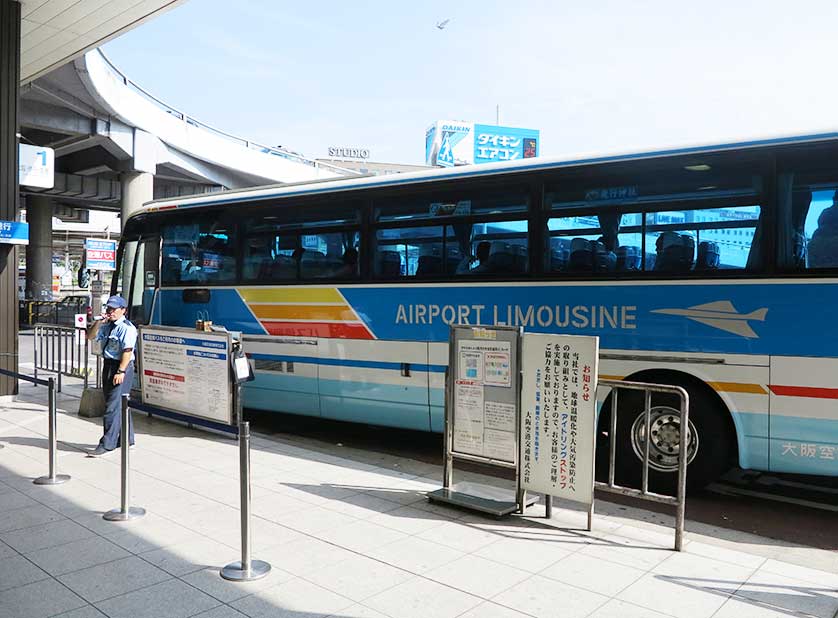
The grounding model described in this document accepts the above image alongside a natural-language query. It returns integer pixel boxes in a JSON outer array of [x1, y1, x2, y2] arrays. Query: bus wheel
[[602, 381, 734, 492]]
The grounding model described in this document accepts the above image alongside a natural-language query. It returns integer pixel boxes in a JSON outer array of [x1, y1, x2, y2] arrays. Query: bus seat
[[695, 241, 720, 271], [486, 250, 514, 273], [655, 232, 695, 272], [510, 244, 527, 272], [550, 248, 569, 271], [808, 207, 838, 267], [300, 251, 327, 278], [270, 255, 297, 279], [593, 243, 616, 272], [417, 255, 443, 276], [568, 238, 594, 271], [616, 246, 641, 271], [378, 250, 402, 277]]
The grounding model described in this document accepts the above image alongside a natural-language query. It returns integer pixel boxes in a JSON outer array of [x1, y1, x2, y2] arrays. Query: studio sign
[[328, 147, 370, 159]]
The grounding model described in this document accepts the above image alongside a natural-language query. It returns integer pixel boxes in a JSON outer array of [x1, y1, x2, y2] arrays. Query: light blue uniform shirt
[[95, 316, 137, 361]]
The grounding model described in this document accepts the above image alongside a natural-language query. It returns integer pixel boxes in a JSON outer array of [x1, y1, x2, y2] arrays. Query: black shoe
[[88, 445, 114, 458]]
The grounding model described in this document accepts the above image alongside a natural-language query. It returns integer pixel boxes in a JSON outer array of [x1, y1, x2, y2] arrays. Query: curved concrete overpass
[[78, 48, 351, 187]]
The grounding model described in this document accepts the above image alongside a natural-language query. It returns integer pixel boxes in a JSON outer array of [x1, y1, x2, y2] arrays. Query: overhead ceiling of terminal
[[19, 0, 184, 83]]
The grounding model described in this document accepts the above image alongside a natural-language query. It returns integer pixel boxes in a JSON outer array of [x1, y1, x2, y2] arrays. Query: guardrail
[[596, 379, 690, 551], [33, 324, 94, 391], [94, 49, 360, 177]]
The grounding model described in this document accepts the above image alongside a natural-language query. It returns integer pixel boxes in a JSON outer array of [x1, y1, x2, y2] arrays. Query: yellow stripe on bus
[[238, 287, 344, 304], [250, 304, 357, 321]]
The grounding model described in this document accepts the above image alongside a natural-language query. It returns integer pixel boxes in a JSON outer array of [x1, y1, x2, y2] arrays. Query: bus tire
[[599, 377, 734, 493]]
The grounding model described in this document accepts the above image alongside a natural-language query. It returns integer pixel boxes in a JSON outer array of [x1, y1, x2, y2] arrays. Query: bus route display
[[139, 326, 233, 425], [520, 333, 599, 505]]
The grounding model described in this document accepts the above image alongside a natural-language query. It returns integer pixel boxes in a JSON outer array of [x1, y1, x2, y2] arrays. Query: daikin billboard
[[425, 121, 539, 167]]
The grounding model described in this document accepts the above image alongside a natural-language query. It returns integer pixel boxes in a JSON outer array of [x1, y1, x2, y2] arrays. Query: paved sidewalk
[[1, 382, 838, 618]]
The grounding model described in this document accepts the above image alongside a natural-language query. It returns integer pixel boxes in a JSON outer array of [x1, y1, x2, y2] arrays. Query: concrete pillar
[[0, 0, 20, 398], [25, 195, 53, 300], [119, 171, 152, 295]]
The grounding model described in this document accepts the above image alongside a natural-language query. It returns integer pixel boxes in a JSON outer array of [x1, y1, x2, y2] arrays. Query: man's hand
[[113, 372, 125, 386]]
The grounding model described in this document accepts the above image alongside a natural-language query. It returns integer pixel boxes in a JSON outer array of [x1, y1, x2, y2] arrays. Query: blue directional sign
[[0, 221, 29, 245], [85, 238, 117, 271]]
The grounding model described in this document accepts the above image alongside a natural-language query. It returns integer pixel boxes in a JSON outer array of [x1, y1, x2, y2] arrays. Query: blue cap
[[105, 295, 127, 308]]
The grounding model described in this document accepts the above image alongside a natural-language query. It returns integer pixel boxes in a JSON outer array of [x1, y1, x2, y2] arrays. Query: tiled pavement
[[1, 381, 838, 618]]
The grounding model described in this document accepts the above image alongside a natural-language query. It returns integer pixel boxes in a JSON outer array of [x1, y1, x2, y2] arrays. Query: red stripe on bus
[[769, 385, 838, 399], [261, 321, 374, 340]]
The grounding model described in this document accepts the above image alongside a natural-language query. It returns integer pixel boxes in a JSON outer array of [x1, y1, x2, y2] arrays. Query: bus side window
[[801, 189, 838, 269]]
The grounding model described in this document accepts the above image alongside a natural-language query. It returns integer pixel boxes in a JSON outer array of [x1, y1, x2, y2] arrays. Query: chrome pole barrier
[[33, 326, 38, 384], [83, 335, 89, 389], [104, 395, 145, 521], [34, 377, 70, 485], [222, 383, 270, 581], [674, 390, 690, 551]]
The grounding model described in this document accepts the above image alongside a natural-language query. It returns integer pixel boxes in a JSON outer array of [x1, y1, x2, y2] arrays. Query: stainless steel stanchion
[[221, 383, 270, 581], [34, 377, 70, 485], [104, 395, 145, 521]]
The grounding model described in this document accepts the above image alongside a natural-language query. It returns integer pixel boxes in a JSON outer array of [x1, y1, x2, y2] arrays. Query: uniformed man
[[86, 295, 137, 457]]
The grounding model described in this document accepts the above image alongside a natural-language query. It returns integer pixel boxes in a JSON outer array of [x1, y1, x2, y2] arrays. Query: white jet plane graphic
[[651, 300, 768, 338]]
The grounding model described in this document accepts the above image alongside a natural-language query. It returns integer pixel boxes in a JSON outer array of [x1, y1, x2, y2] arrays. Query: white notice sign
[[453, 380, 484, 455], [520, 334, 599, 505], [140, 328, 233, 425]]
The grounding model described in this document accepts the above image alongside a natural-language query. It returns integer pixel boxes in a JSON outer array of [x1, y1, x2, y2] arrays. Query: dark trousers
[[100, 360, 135, 450]]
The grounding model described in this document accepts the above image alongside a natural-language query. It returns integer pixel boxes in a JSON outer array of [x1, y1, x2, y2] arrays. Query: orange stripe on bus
[[251, 304, 356, 321], [597, 376, 766, 395], [708, 382, 767, 395]]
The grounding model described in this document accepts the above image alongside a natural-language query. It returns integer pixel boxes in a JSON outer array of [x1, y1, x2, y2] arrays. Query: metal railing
[[33, 324, 96, 391], [20, 299, 86, 326], [596, 379, 690, 551], [94, 49, 360, 177]]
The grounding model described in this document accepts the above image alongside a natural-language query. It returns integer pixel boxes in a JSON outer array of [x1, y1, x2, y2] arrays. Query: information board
[[0, 220, 28, 245], [520, 333, 599, 505], [85, 239, 117, 271], [450, 326, 519, 464], [139, 326, 233, 425]]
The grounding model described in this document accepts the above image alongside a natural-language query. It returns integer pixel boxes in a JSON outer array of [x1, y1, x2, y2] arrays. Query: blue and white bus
[[116, 132, 838, 487]]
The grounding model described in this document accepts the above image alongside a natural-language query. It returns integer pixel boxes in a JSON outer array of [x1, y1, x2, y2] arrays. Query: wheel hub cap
[[629, 406, 699, 472]]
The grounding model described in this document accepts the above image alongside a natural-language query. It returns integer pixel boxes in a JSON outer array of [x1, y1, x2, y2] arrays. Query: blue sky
[[104, 1, 838, 165]]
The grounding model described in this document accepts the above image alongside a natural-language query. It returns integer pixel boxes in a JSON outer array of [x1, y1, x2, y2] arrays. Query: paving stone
[[0, 519, 95, 553], [0, 578, 86, 618], [94, 578, 220, 618], [58, 555, 171, 603], [365, 576, 483, 618], [231, 577, 354, 618], [0, 554, 50, 591], [0, 503, 65, 533], [25, 536, 130, 577]]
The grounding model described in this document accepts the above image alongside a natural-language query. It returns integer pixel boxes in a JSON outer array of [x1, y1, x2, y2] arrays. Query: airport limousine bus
[[115, 132, 838, 488]]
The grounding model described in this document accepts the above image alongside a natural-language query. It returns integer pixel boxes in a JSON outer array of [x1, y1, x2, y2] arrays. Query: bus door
[[119, 234, 160, 326]]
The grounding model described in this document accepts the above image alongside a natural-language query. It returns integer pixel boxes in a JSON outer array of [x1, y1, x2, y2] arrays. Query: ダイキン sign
[[520, 333, 598, 505]]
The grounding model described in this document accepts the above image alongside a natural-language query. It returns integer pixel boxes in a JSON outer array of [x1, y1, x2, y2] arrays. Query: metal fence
[[33, 324, 98, 391], [20, 298, 89, 326], [596, 379, 690, 551]]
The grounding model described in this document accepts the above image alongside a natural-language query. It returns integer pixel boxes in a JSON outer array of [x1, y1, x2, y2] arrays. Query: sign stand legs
[[104, 396, 145, 521]]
